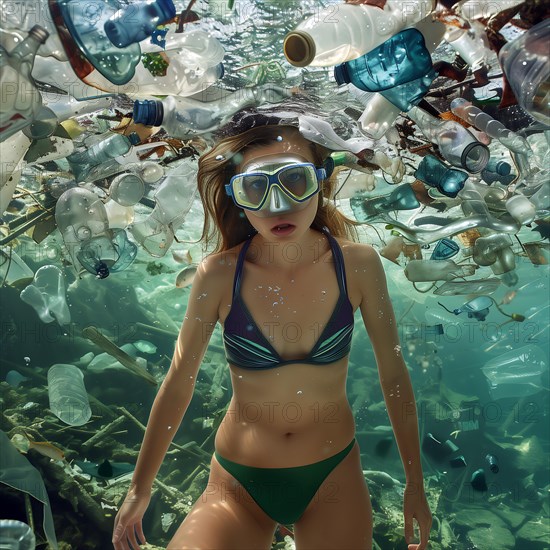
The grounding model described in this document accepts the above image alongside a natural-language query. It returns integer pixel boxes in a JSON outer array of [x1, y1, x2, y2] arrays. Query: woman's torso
[[213, 229, 363, 467]]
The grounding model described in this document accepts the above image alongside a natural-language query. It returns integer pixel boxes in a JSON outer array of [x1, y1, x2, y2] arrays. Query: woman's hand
[[403, 481, 432, 550], [112, 485, 151, 550]]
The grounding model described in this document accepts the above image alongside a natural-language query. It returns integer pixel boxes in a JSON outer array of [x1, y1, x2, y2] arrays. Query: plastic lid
[[334, 63, 350, 86], [133, 100, 164, 126], [283, 31, 316, 67]]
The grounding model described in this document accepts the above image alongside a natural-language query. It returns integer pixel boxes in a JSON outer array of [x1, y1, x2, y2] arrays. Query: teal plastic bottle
[[415, 155, 469, 198], [334, 29, 434, 92]]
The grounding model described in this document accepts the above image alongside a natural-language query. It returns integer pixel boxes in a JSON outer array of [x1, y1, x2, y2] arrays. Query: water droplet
[[297, 390, 303, 395], [24, 357, 30, 364], [215, 154, 225, 161]]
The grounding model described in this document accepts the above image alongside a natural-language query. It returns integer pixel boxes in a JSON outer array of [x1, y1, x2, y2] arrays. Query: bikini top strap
[[321, 226, 349, 295], [232, 236, 255, 298]]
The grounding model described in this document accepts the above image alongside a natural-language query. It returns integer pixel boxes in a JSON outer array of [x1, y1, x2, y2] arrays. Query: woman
[[112, 121, 432, 550]]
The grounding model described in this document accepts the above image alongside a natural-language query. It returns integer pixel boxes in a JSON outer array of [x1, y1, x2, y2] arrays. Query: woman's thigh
[[168, 456, 278, 550], [293, 442, 373, 550]]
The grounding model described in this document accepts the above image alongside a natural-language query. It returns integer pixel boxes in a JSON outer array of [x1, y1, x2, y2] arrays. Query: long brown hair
[[197, 125, 360, 253]]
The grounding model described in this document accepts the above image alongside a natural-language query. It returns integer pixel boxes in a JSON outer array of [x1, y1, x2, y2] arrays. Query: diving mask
[[225, 155, 326, 218]]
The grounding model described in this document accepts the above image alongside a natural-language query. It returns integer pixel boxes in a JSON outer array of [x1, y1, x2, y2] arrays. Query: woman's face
[[234, 128, 321, 239]]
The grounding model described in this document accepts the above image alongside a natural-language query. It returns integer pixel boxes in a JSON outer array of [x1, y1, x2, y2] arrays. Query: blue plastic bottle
[[415, 155, 469, 198], [334, 29, 434, 92], [104, 0, 177, 48]]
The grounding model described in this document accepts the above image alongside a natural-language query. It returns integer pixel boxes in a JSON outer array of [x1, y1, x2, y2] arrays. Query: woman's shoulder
[[335, 237, 378, 267], [199, 242, 246, 281]]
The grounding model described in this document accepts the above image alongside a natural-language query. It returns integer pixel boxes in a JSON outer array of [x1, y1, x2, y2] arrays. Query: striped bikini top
[[223, 227, 354, 369]]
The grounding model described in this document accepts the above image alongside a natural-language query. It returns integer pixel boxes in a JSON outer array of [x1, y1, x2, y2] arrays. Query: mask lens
[[235, 174, 269, 208], [279, 165, 312, 198]]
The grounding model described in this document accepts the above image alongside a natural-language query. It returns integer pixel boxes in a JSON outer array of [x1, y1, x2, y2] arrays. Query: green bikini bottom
[[214, 438, 356, 525]]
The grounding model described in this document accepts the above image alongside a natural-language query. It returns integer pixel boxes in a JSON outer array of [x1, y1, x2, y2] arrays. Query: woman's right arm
[[113, 255, 223, 549]]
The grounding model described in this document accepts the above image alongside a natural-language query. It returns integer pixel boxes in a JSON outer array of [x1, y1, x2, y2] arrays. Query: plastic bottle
[[505, 194, 536, 225], [41, 93, 114, 122], [415, 155, 469, 198], [346, 17, 445, 135], [132, 84, 295, 138], [349, 184, 420, 222], [450, 98, 532, 155], [103, 0, 176, 48], [52, 0, 174, 86], [334, 29, 434, 92], [349, 87, 402, 140], [47, 364, 92, 426], [457, 0, 523, 21], [19, 265, 71, 325], [66, 133, 136, 182], [481, 344, 547, 400], [0, 519, 36, 550], [283, 0, 436, 67], [21, 106, 58, 140], [408, 106, 490, 173], [444, 26, 489, 71], [0, 132, 32, 215], [0, 0, 66, 60], [499, 19, 550, 125], [404, 259, 475, 282], [0, 25, 50, 142], [485, 454, 499, 474], [76, 228, 138, 278]]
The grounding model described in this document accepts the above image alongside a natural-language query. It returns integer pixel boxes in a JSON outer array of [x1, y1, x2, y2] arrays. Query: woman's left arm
[[355, 244, 432, 549]]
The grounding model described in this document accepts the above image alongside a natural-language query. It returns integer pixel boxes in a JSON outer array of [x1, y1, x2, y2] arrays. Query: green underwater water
[[1, 0, 549, 548]]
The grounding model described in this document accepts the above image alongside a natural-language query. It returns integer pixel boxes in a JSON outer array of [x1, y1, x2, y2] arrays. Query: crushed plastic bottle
[[19, 265, 71, 325], [0, 25, 50, 142]]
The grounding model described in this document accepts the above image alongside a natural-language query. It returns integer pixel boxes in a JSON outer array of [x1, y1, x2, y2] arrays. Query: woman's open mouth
[[271, 223, 296, 235]]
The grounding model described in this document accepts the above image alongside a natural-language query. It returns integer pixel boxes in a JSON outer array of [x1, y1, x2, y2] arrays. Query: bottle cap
[[334, 63, 351, 86], [283, 31, 316, 67], [29, 25, 50, 44], [133, 100, 164, 127]]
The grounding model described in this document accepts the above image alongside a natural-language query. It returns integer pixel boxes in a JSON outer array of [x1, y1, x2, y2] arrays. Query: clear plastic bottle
[[47, 364, 91, 426], [132, 85, 295, 138], [20, 265, 71, 325], [450, 97, 532, 155], [0, 519, 36, 550], [408, 106, 490, 173], [66, 133, 136, 182], [283, 0, 435, 67], [0, 0, 66, 60], [444, 26, 489, 71], [41, 93, 114, 122], [499, 19, 550, 125], [0, 25, 50, 142]]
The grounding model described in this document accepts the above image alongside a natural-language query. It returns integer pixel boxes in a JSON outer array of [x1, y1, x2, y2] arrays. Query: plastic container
[[133, 84, 294, 138], [450, 97, 531, 155], [499, 19, 550, 125], [53, 0, 142, 86], [104, 0, 176, 48], [284, 0, 435, 67], [334, 29, 434, 91], [19, 265, 71, 325], [47, 364, 92, 426], [415, 155, 469, 197], [0, 519, 36, 550], [41, 93, 114, 122], [109, 173, 145, 207], [66, 133, 135, 182], [444, 27, 489, 71], [505, 195, 536, 225], [409, 106, 490, 173], [481, 345, 548, 400], [0, 25, 50, 142]]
